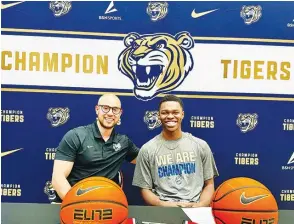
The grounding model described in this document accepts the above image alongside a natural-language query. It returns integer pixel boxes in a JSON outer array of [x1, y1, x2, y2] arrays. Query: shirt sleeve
[[125, 137, 139, 162], [54, 129, 80, 162], [132, 145, 153, 189], [200, 141, 219, 181]]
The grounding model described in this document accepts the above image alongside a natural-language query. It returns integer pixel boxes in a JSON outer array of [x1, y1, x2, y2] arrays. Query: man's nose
[[107, 109, 115, 115]]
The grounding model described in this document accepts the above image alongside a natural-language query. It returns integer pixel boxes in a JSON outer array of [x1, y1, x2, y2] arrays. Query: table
[[1, 203, 293, 224]]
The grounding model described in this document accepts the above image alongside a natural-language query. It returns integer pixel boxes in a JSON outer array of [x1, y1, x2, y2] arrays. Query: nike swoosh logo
[[1, 148, 23, 157], [76, 186, 110, 196], [240, 192, 269, 205], [1, 1, 24, 10], [191, 8, 218, 18]]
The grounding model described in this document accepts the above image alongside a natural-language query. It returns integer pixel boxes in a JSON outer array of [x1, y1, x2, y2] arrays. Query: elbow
[[140, 190, 149, 204], [141, 189, 161, 206]]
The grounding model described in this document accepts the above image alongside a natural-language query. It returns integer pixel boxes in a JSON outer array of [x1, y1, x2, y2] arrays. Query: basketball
[[60, 177, 128, 224], [211, 177, 278, 224]]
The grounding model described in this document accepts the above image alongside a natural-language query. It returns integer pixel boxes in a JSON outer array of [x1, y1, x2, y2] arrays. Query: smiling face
[[159, 101, 184, 135], [95, 94, 122, 129]]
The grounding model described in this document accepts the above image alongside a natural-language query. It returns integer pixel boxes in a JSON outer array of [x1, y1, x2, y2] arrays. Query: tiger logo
[[146, 1, 168, 22], [118, 31, 194, 101], [144, 111, 162, 130], [44, 181, 57, 203], [49, 1, 72, 17], [236, 113, 258, 133], [240, 5, 262, 25], [47, 107, 70, 127]]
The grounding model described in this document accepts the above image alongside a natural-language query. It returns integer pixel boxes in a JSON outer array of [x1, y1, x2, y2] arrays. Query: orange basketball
[[211, 177, 278, 224], [60, 177, 128, 224]]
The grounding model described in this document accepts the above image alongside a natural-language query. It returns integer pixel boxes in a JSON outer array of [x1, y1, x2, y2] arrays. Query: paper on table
[[182, 207, 216, 224]]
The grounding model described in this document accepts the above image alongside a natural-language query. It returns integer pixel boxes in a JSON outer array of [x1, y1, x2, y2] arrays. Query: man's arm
[[190, 178, 215, 208], [189, 140, 219, 207], [141, 189, 192, 207], [126, 137, 139, 164], [51, 129, 80, 200], [51, 160, 74, 200]]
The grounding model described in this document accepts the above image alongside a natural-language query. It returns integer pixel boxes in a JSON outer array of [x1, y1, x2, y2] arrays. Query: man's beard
[[98, 117, 115, 129]]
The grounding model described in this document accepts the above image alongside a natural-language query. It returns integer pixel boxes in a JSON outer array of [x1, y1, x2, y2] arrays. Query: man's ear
[[95, 106, 99, 115]]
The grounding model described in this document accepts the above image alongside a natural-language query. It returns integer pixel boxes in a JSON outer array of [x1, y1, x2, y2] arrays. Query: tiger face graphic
[[146, 1, 168, 22], [47, 107, 70, 127], [49, 1, 72, 17], [236, 113, 258, 133], [118, 31, 194, 101], [144, 111, 162, 130], [240, 5, 262, 25]]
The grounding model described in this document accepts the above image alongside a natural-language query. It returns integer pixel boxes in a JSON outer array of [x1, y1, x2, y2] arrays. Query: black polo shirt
[[55, 121, 139, 186]]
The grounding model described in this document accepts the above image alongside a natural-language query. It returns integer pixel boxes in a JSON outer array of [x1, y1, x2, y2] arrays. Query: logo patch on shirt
[[113, 143, 122, 151]]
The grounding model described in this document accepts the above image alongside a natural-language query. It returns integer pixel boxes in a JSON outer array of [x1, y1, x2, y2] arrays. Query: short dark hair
[[159, 95, 184, 110]]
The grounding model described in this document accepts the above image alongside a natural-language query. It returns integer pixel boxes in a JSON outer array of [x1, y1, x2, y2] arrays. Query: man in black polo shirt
[[50, 94, 139, 203]]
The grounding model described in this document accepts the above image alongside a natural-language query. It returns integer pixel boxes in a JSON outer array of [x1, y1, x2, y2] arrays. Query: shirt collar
[[92, 120, 118, 143]]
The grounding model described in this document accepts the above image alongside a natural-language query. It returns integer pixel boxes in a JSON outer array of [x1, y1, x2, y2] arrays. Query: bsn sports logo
[[118, 31, 194, 101], [287, 19, 294, 28], [47, 107, 70, 127], [99, 1, 122, 21], [282, 152, 294, 170]]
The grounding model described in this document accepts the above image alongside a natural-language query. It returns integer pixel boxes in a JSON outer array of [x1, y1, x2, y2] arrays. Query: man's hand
[[189, 202, 204, 208], [175, 202, 205, 208], [159, 201, 196, 208]]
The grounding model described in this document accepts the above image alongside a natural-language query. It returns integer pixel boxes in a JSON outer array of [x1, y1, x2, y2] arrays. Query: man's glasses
[[98, 105, 122, 115]]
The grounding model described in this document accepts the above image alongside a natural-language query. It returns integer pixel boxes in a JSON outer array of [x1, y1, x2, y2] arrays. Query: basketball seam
[[214, 216, 225, 224], [60, 216, 66, 224], [76, 177, 122, 190], [61, 200, 128, 210], [214, 181, 226, 198], [213, 186, 269, 202], [120, 217, 128, 224], [73, 177, 122, 191], [212, 208, 278, 213]]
